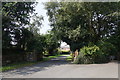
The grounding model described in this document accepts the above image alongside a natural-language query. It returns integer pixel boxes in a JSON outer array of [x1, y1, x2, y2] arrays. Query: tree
[[29, 14, 44, 35], [43, 31, 60, 55], [2, 2, 37, 50], [26, 14, 45, 53], [45, 2, 119, 52]]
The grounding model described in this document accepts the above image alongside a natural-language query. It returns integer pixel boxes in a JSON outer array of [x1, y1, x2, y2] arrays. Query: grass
[[43, 54, 61, 61], [66, 55, 72, 61], [48, 54, 61, 58], [61, 50, 70, 52], [1, 54, 62, 72], [0, 61, 41, 72]]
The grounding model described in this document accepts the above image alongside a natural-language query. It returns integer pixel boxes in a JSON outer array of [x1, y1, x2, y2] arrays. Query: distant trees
[[44, 31, 60, 55]]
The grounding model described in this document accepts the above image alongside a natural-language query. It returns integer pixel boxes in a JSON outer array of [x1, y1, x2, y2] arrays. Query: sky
[[34, 2, 70, 48], [34, 2, 51, 34]]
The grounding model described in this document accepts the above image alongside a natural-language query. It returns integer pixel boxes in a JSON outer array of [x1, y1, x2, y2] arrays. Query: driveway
[[2, 55, 118, 78]]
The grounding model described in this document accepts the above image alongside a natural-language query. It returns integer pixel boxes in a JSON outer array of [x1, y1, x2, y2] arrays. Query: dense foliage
[[2, 2, 36, 50], [74, 45, 102, 64], [45, 2, 120, 63], [74, 42, 115, 64], [2, 2, 60, 65], [2, 2, 120, 64]]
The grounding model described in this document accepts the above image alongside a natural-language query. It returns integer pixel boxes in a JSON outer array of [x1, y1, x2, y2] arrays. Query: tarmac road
[[2, 55, 118, 78]]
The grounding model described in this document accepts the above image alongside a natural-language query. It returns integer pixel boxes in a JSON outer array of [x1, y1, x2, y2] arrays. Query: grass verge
[[66, 55, 72, 61], [43, 54, 61, 61], [0, 61, 42, 72], [1, 54, 62, 72]]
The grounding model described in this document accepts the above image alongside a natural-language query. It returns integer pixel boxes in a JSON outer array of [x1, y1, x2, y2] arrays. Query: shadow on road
[[3, 55, 71, 77]]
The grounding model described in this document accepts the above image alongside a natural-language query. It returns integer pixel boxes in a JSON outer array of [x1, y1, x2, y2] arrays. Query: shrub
[[53, 48, 61, 55], [97, 41, 117, 57], [74, 44, 109, 64]]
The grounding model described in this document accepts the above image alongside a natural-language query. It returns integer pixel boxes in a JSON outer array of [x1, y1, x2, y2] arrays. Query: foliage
[[2, 2, 61, 65], [26, 35, 46, 53], [45, 2, 119, 52], [2, 2, 37, 50], [97, 41, 117, 56], [43, 32, 60, 55], [80, 45, 100, 56], [2, 2, 120, 65], [74, 45, 108, 64], [29, 14, 44, 35], [45, 2, 120, 63]]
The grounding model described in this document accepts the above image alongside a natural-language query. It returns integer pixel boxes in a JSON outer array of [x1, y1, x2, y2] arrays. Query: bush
[[97, 41, 117, 57], [74, 44, 109, 64], [53, 48, 61, 55]]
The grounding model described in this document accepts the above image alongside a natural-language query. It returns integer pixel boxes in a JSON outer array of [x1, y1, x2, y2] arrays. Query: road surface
[[2, 55, 118, 78]]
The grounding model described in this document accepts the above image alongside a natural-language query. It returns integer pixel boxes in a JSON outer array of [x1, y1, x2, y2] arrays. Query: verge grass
[[1, 61, 41, 72], [1, 54, 62, 72], [66, 55, 72, 61]]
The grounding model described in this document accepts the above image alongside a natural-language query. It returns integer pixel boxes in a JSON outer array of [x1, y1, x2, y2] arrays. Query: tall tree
[[45, 2, 119, 51], [2, 2, 37, 49]]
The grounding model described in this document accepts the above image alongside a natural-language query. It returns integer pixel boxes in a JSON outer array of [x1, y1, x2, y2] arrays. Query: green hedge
[[74, 44, 109, 64]]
